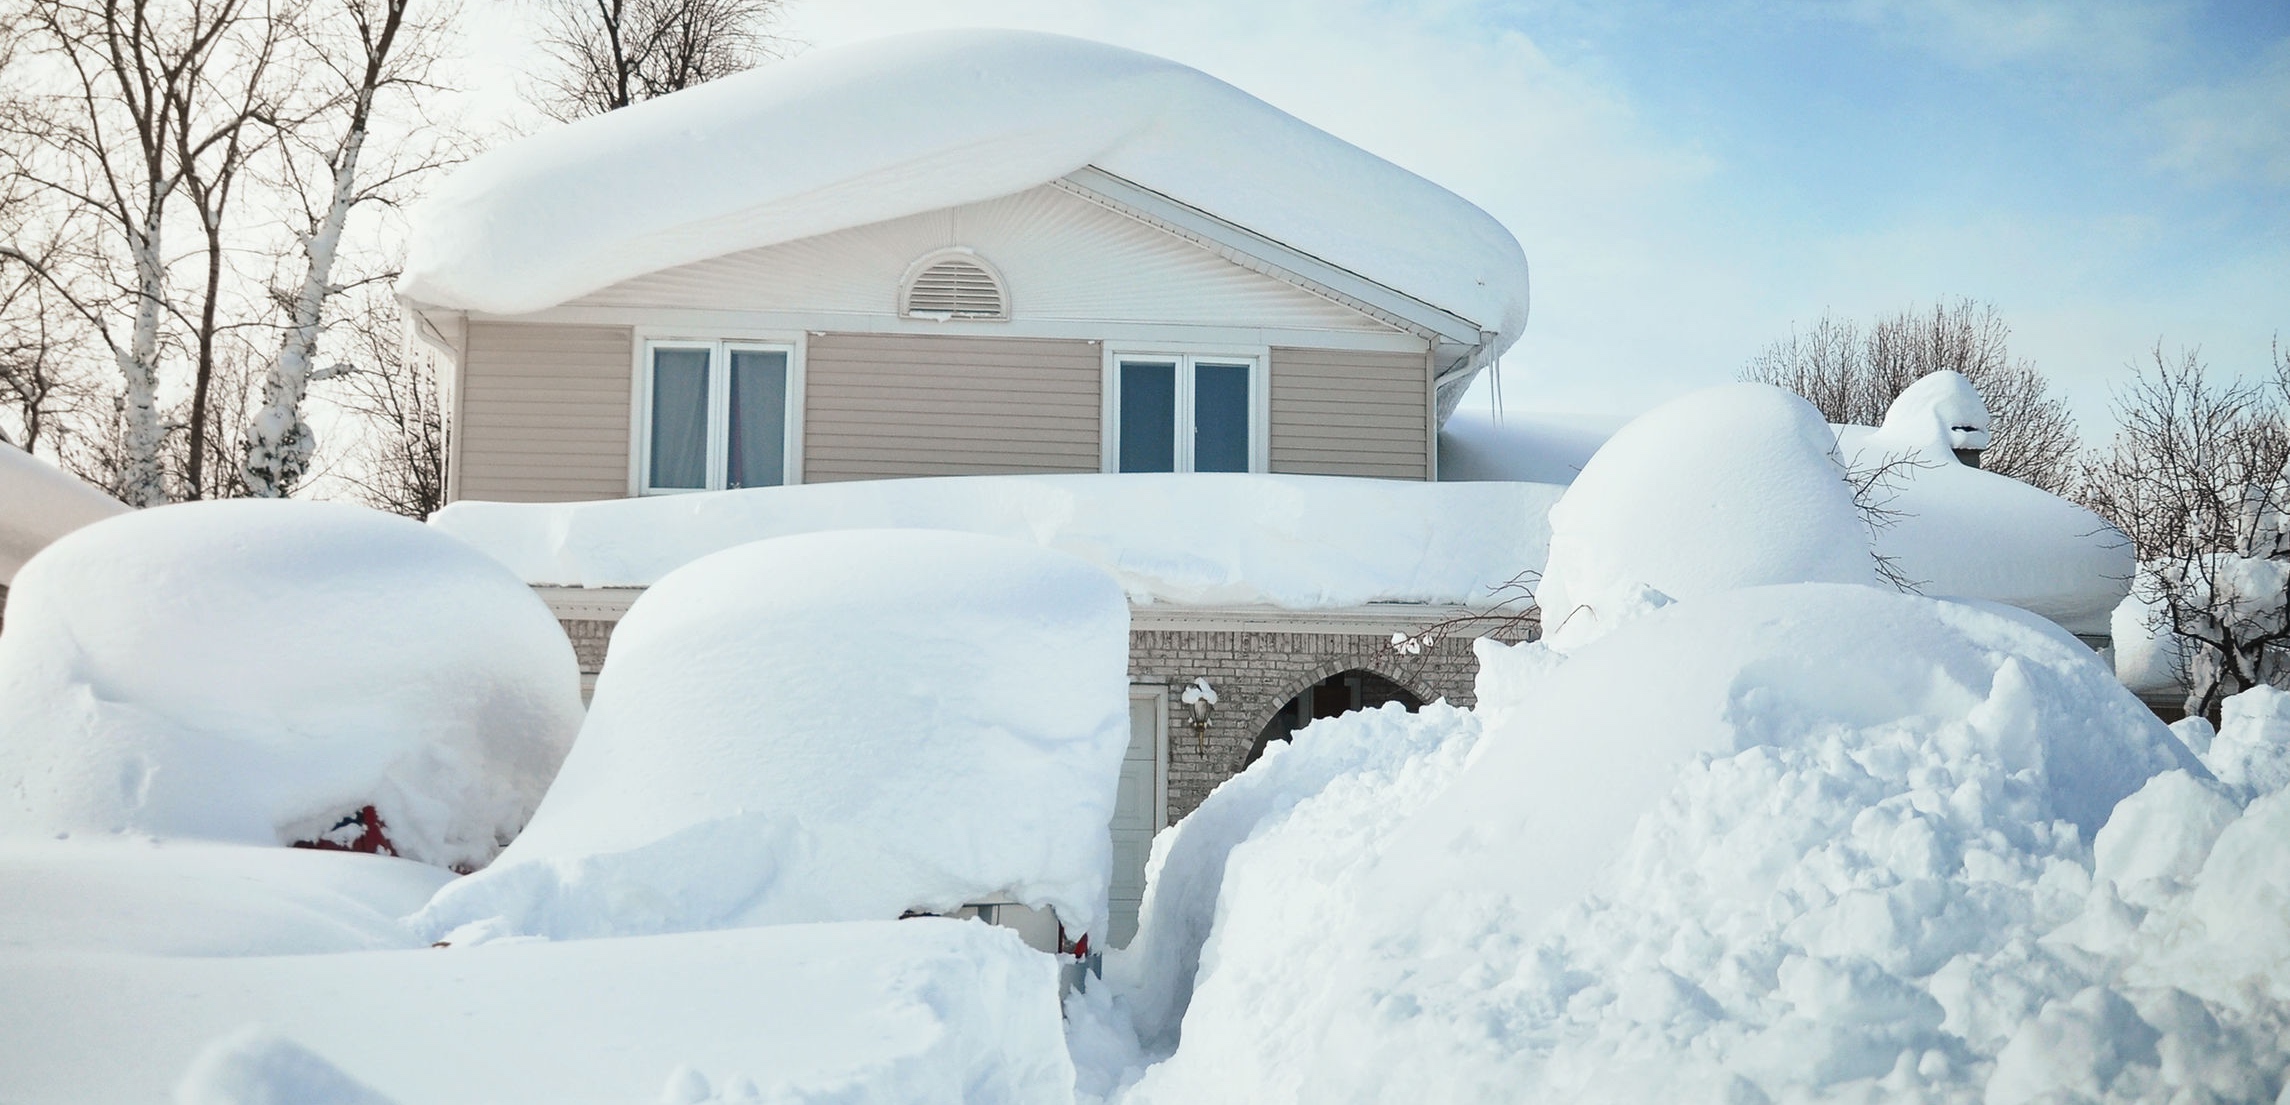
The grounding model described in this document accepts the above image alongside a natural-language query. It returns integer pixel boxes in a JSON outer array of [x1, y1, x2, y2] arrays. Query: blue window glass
[[648, 347, 709, 489], [726, 348, 788, 488], [1193, 362, 1251, 473], [1119, 360, 1177, 473]]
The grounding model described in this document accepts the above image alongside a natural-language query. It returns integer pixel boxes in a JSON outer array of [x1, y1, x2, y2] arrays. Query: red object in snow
[[291, 805, 398, 857]]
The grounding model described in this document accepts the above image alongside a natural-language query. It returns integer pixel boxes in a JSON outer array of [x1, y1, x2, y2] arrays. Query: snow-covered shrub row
[[0, 919, 1075, 1104], [431, 472, 1562, 608], [419, 530, 1133, 943], [0, 500, 583, 870], [1093, 584, 2285, 1104]]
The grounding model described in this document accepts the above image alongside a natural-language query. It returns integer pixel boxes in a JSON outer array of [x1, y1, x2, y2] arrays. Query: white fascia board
[[1054, 167, 1492, 353]]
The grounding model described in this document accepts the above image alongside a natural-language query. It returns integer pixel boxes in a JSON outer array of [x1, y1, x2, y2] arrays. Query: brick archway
[[1235, 652, 1446, 769]]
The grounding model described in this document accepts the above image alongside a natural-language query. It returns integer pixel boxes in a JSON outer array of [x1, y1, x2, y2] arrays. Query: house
[[398, 31, 1535, 945]]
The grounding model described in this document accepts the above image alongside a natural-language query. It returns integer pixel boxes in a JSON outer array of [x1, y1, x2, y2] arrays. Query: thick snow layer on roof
[[0, 443, 125, 584], [0, 919, 1072, 1104], [1086, 584, 2258, 1104], [0, 500, 583, 870], [431, 473, 1563, 608], [1535, 384, 1879, 647], [1436, 408, 1628, 485], [399, 29, 1529, 351], [418, 530, 1132, 942]]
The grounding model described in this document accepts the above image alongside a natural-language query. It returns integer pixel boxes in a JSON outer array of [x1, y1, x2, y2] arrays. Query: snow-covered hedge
[[419, 529, 1133, 942], [0, 500, 583, 870]]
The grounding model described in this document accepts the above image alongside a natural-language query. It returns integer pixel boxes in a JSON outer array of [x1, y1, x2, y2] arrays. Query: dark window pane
[[1193, 362, 1251, 472], [649, 347, 710, 489], [727, 348, 788, 488], [1119, 360, 1177, 473]]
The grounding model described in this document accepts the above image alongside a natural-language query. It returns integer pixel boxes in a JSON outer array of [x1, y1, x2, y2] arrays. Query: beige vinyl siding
[[804, 333, 1100, 481], [456, 322, 633, 502], [1268, 347, 1430, 480]]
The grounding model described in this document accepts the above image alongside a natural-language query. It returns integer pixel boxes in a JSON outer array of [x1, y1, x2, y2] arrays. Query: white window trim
[[1100, 347, 1270, 474], [632, 332, 807, 495]]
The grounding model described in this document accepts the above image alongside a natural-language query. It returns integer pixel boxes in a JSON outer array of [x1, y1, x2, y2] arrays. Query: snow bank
[[1536, 384, 1876, 647], [431, 473, 1563, 607], [0, 919, 1072, 1105], [1106, 584, 2224, 1104], [0, 839, 451, 957], [419, 529, 1131, 942], [0, 500, 583, 870], [401, 29, 1528, 355], [0, 442, 125, 584]]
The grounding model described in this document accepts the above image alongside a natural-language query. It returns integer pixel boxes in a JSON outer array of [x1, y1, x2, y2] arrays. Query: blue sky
[[463, 0, 2288, 428]]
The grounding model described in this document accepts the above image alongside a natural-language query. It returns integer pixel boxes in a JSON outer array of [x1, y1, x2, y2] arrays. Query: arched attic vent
[[899, 249, 1008, 321]]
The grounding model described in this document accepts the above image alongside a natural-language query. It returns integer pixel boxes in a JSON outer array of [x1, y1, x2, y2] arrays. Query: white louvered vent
[[902, 256, 1007, 320]]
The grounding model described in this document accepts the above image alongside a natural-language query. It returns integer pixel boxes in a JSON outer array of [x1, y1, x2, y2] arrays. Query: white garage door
[[1107, 687, 1167, 949]]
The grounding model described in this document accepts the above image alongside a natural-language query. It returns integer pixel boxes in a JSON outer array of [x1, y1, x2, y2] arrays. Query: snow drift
[[399, 29, 1529, 358], [0, 500, 583, 870], [430, 473, 1564, 608], [1102, 584, 2233, 1104], [0, 442, 125, 584], [0, 919, 1073, 1105], [1535, 384, 1877, 646], [419, 529, 1132, 942]]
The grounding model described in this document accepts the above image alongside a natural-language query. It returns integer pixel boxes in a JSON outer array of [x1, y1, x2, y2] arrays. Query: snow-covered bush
[[418, 529, 1132, 943], [1105, 584, 2232, 1104], [1535, 383, 1875, 647], [0, 500, 582, 870]]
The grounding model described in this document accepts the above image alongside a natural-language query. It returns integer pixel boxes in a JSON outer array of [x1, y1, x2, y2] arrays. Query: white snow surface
[[418, 529, 1133, 942], [1436, 408, 1629, 485], [399, 29, 1529, 351], [0, 918, 1073, 1105], [0, 442, 126, 584], [430, 473, 1564, 607], [1536, 384, 1878, 648], [0, 500, 583, 870], [1086, 584, 2268, 1104]]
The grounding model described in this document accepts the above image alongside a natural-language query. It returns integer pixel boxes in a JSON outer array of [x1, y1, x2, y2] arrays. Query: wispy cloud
[[2145, 37, 2290, 187]]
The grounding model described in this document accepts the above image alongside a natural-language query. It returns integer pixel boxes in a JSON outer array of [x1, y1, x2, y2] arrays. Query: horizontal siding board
[[456, 322, 633, 503], [804, 333, 1101, 481], [1267, 345, 1428, 481]]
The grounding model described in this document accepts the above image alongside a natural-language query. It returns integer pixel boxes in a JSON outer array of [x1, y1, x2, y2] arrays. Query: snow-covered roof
[[399, 30, 1529, 363], [0, 443, 126, 585]]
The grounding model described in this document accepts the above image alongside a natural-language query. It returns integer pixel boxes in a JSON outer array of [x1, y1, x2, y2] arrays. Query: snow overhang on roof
[[397, 29, 1530, 412]]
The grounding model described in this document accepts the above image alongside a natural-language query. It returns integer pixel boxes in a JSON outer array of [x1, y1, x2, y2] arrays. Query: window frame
[[1100, 348, 1270, 474], [634, 335, 805, 495]]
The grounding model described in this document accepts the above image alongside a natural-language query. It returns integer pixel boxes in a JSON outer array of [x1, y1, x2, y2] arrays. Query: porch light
[[1182, 677, 1218, 751]]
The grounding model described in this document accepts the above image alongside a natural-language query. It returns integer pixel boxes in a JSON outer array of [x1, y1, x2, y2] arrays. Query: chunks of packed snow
[[1105, 584, 2222, 1104], [0, 839, 451, 957], [0, 500, 583, 870], [1536, 385, 1877, 647], [400, 29, 1529, 358], [0, 442, 126, 584], [419, 530, 1131, 942], [0, 918, 1073, 1105], [431, 473, 1563, 608]]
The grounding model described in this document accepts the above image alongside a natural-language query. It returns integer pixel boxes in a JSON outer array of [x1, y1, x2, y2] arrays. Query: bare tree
[[530, 0, 782, 120], [1743, 298, 2081, 494], [242, 0, 452, 497], [2081, 340, 2290, 723], [324, 288, 442, 517]]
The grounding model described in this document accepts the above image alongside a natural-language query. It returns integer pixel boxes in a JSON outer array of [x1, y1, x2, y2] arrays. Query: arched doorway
[[1244, 669, 1424, 766]]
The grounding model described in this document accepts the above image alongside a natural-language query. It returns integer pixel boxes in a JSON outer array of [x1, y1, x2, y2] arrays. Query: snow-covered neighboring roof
[[0, 443, 126, 585], [399, 30, 1529, 359]]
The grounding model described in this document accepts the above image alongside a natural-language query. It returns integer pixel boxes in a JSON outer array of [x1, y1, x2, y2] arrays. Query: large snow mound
[[431, 473, 1564, 607], [1536, 384, 1877, 646], [400, 29, 1529, 351], [0, 839, 452, 957], [0, 500, 583, 870], [0, 918, 1073, 1105], [1102, 584, 2235, 1103], [0, 443, 125, 584], [419, 529, 1132, 942]]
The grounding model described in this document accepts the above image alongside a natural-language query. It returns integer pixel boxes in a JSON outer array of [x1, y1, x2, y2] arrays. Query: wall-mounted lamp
[[1180, 677, 1218, 752]]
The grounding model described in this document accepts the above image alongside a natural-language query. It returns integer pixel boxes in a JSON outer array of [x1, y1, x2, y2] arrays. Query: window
[[900, 249, 1008, 320], [1107, 354, 1263, 473], [640, 340, 796, 493]]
